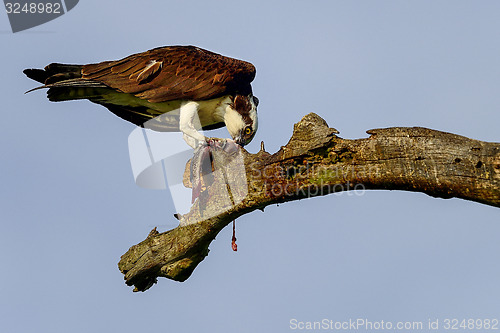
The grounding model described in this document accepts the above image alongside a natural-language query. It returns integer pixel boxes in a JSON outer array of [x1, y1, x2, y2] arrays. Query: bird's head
[[224, 94, 258, 147]]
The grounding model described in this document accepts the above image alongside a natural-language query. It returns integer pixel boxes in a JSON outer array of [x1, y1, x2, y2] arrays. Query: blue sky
[[1, 1, 500, 332]]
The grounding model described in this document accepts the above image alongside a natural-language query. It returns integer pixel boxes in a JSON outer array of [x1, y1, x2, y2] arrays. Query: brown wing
[[82, 45, 256, 103]]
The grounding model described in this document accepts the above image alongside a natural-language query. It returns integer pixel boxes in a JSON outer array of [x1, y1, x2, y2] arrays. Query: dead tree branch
[[118, 113, 500, 292]]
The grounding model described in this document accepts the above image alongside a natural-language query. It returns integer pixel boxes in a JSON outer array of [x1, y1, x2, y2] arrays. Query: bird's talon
[[204, 137, 229, 149]]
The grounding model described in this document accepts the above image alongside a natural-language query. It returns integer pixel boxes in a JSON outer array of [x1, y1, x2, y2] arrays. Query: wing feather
[[82, 45, 256, 103], [132, 60, 162, 83]]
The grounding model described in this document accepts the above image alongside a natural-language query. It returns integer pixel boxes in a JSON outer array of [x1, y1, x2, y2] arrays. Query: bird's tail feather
[[23, 63, 83, 84], [24, 63, 110, 101]]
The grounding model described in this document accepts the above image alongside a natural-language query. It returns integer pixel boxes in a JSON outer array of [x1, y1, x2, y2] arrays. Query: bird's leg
[[178, 101, 239, 150], [179, 101, 206, 149]]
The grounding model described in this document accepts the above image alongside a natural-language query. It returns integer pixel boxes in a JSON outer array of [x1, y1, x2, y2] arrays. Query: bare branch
[[118, 113, 500, 291]]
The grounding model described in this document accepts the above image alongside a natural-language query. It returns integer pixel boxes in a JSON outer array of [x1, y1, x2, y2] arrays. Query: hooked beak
[[234, 136, 245, 147]]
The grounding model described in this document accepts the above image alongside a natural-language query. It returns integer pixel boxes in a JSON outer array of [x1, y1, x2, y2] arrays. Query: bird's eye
[[244, 126, 252, 135]]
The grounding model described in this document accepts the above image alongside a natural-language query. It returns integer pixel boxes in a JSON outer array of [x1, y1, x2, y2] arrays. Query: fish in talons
[[190, 137, 239, 204]]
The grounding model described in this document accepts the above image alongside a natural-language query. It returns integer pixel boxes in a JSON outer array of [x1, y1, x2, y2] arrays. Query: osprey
[[23, 45, 259, 148]]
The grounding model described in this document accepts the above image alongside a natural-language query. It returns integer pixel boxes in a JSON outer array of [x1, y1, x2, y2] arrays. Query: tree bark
[[118, 113, 500, 292]]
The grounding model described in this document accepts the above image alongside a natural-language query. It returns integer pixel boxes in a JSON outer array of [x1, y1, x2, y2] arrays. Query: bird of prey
[[24, 45, 259, 148]]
